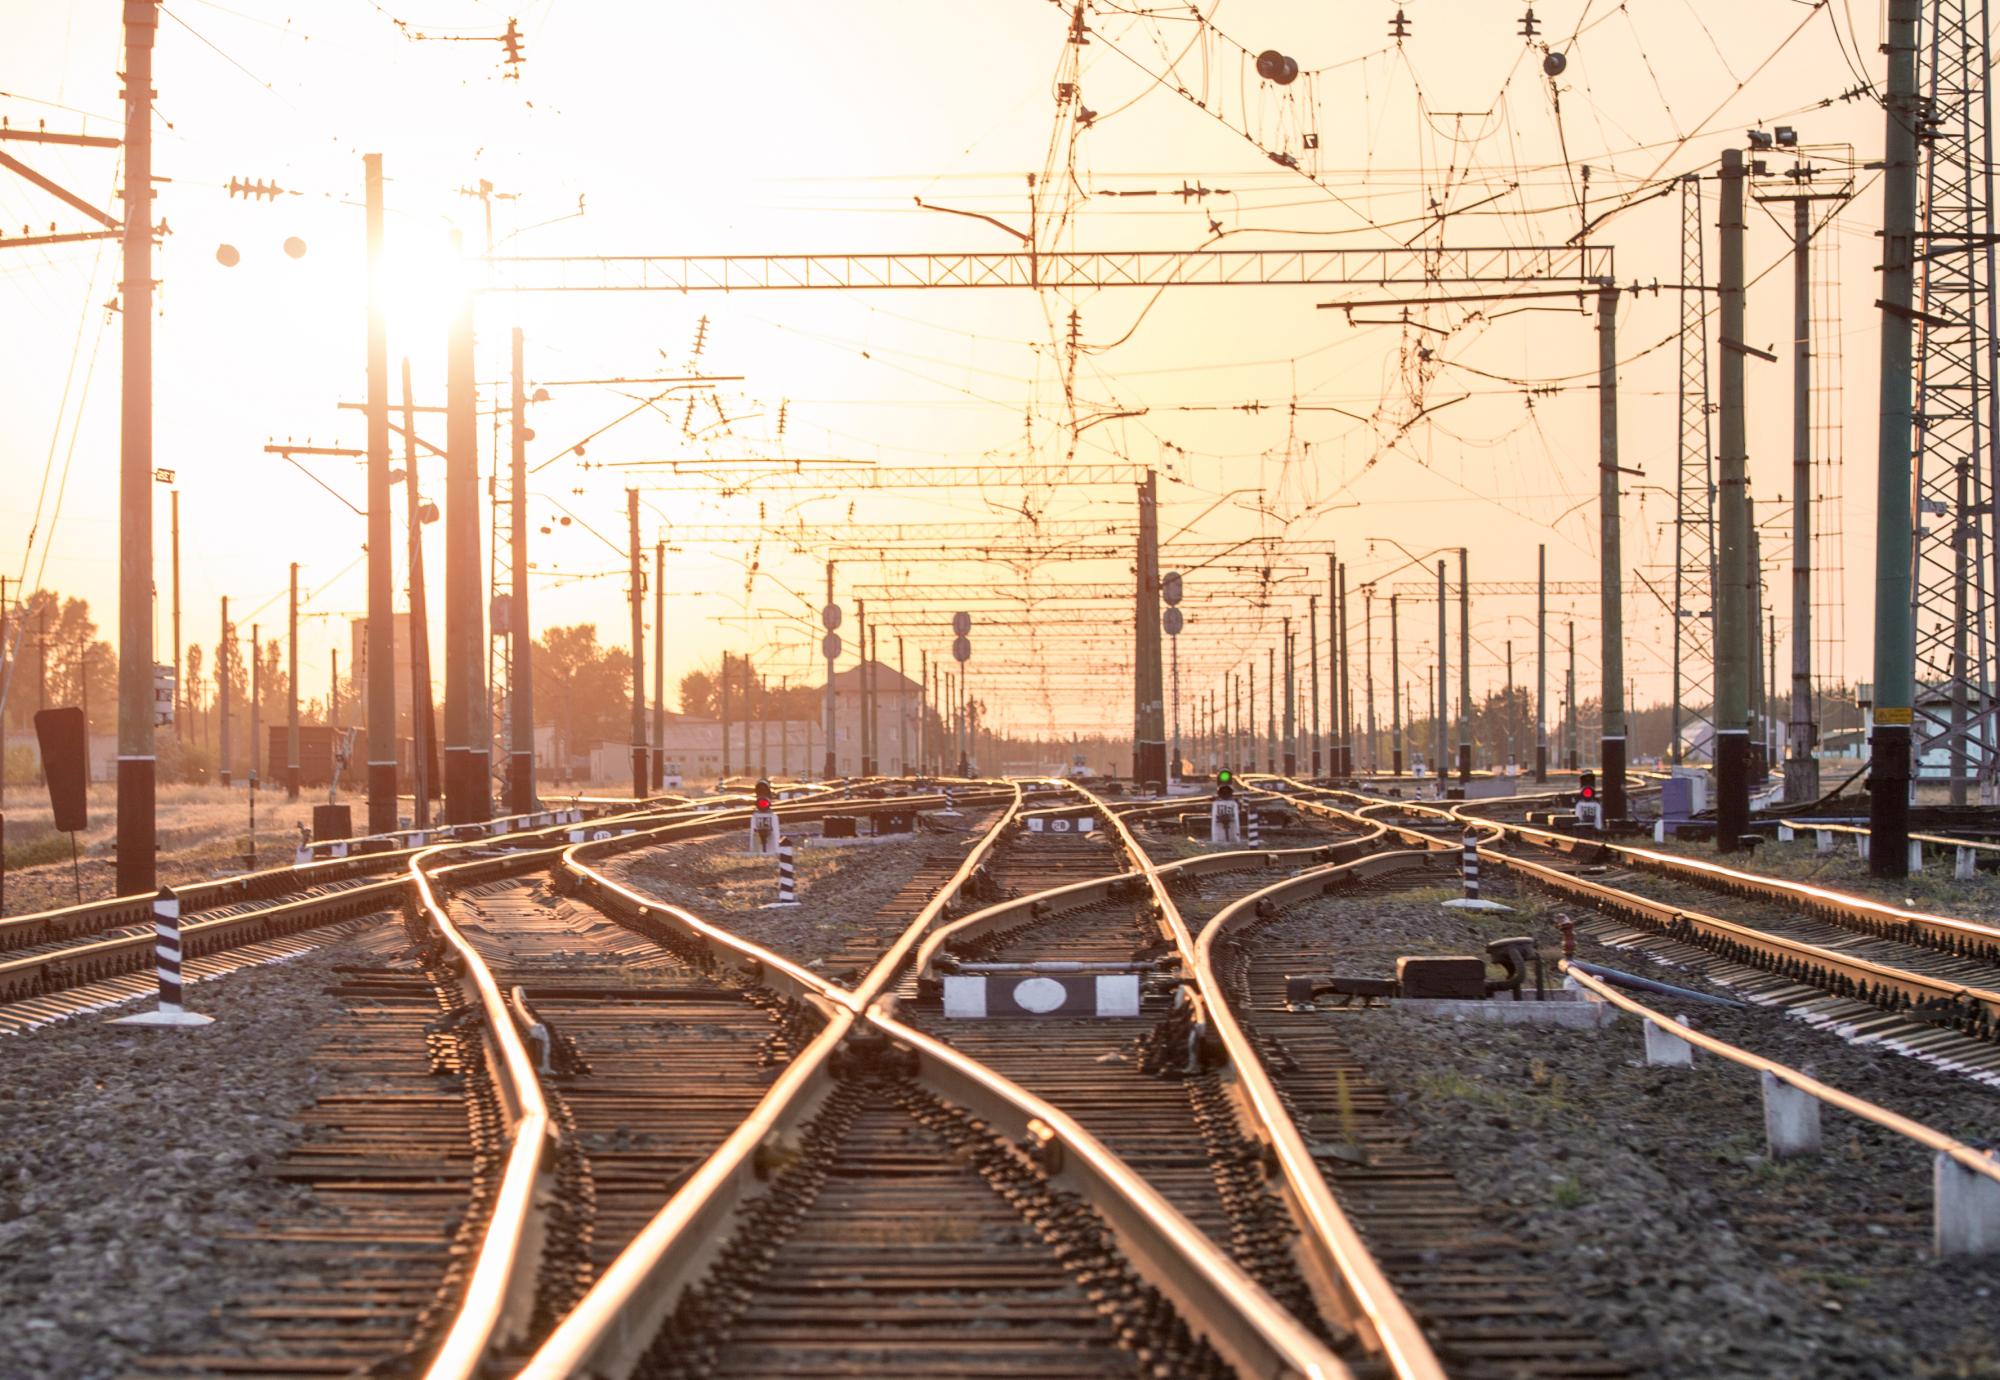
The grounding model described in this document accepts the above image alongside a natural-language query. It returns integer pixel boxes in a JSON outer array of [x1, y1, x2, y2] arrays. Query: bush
[[4, 828, 73, 870], [157, 738, 214, 785], [3, 745, 37, 787]]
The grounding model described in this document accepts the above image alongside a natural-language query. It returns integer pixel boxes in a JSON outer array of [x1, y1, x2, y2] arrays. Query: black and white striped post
[[1246, 807, 1262, 846], [112, 886, 216, 1027], [765, 835, 802, 908], [1442, 827, 1511, 912], [939, 787, 960, 818]]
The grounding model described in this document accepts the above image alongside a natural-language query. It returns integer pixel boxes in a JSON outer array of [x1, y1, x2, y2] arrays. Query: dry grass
[[1648, 832, 2000, 921]]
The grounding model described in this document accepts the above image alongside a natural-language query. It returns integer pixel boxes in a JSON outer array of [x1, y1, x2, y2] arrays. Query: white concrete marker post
[[1935, 1150, 2000, 1258], [1817, 829, 1833, 853], [1642, 1016, 1694, 1067], [1759, 1070, 1822, 1159], [112, 887, 215, 1028], [1958, 847, 1978, 881], [1209, 798, 1239, 845]]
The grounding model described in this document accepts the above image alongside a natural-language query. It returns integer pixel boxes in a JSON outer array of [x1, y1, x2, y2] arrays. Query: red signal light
[[757, 796, 772, 811], [1580, 786, 1595, 800]]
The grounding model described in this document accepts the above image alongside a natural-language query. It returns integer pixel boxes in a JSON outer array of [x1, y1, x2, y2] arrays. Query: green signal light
[[1217, 769, 1233, 784]]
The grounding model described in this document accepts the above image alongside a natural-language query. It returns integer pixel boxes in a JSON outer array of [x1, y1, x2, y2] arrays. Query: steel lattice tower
[[1914, 0, 2000, 801], [1672, 173, 1717, 762]]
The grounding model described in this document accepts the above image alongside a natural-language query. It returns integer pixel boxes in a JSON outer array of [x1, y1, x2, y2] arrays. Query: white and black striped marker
[[111, 887, 216, 1027], [1442, 827, 1511, 912], [764, 835, 802, 908], [1246, 808, 1262, 845], [939, 788, 961, 818], [943, 971, 1141, 1018]]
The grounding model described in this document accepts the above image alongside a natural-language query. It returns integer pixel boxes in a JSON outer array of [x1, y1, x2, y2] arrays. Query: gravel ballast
[[1253, 877, 2000, 1377], [0, 922, 396, 1379], [605, 812, 996, 968]]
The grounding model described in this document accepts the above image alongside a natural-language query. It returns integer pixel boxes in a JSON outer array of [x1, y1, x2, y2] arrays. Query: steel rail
[[530, 778, 1356, 1379], [1068, 782, 1449, 1380], [1560, 963, 2000, 1188], [1289, 786, 2000, 1036]]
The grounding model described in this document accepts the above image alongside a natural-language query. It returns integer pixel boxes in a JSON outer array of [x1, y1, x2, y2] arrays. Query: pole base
[[116, 756, 157, 896], [111, 1007, 214, 1027], [760, 900, 803, 909], [1715, 731, 1750, 852], [1442, 898, 1514, 912]]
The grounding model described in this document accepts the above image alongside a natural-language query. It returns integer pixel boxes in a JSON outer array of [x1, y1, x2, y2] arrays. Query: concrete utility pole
[[1715, 146, 1753, 849], [855, 599, 870, 775], [1567, 619, 1578, 770], [822, 562, 837, 780], [1327, 555, 1340, 774], [169, 489, 181, 736], [250, 625, 261, 797], [287, 562, 300, 799], [919, 649, 929, 773], [1536, 544, 1548, 781], [1307, 594, 1321, 775], [1506, 640, 1516, 770], [1748, 499, 1765, 779], [218, 598, 231, 786], [1598, 283, 1628, 818], [444, 237, 484, 822], [897, 636, 909, 776], [402, 359, 434, 828], [653, 541, 665, 789], [1784, 195, 1821, 805], [1282, 621, 1296, 774], [510, 328, 536, 813], [628, 489, 647, 799], [115, 0, 161, 893], [1457, 548, 1472, 785], [1365, 588, 1377, 774], [1436, 560, 1448, 781], [364, 153, 397, 835], [720, 652, 732, 781], [868, 624, 880, 775], [1133, 470, 1166, 786], [1870, 0, 1921, 873], [1338, 564, 1353, 775], [1267, 645, 1277, 774], [1248, 659, 1257, 776], [1390, 593, 1403, 774]]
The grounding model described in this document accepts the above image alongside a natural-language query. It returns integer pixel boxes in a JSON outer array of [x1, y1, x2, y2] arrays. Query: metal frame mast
[[1672, 173, 1717, 765], [1914, 0, 2000, 802]]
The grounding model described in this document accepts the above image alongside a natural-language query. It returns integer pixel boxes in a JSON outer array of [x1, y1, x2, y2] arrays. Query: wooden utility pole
[[364, 153, 397, 834], [115, 0, 161, 894]]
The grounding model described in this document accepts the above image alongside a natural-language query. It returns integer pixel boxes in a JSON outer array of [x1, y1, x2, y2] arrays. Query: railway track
[[136, 783, 1009, 1376], [1286, 784, 2000, 1083], [520, 782, 1390, 1379]]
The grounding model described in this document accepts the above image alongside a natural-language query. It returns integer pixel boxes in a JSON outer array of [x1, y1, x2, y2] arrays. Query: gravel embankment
[[1255, 880, 2000, 1378], [0, 922, 396, 1379], [606, 813, 995, 967]]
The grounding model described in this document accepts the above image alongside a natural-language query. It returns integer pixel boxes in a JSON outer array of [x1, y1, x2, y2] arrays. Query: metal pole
[[720, 651, 732, 782], [1307, 594, 1321, 775], [444, 235, 482, 822], [1327, 553, 1340, 775], [1134, 471, 1166, 785], [1338, 563, 1352, 775], [510, 328, 536, 813], [1536, 544, 1549, 781], [1391, 593, 1403, 774], [218, 597, 231, 786], [1715, 146, 1753, 849], [287, 562, 300, 799], [402, 359, 434, 830], [1282, 621, 1295, 775], [919, 649, 928, 774], [1598, 284, 1629, 818], [898, 636, 909, 776], [1249, 658, 1257, 775], [869, 624, 880, 775], [1785, 197, 1820, 804], [364, 153, 396, 835], [628, 489, 646, 799], [653, 541, 665, 791], [1364, 587, 1377, 775], [1567, 619, 1578, 770], [1436, 560, 1448, 782], [1457, 547, 1472, 785], [1171, 628, 1182, 780], [329, 649, 340, 802], [1870, 0, 1921, 871], [170, 489, 180, 737], [116, 0, 162, 894], [822, 562, 837, 780], [1749, 499, 1765, 779], [855, 599, 869, 775]]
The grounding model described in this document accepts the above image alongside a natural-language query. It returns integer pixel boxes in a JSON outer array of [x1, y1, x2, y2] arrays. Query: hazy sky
[[0, 1, 1891, 737]]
